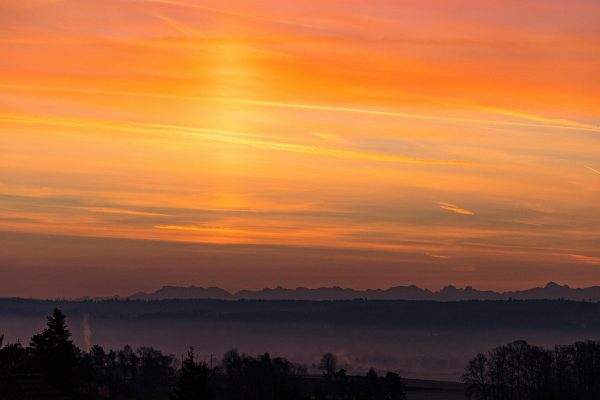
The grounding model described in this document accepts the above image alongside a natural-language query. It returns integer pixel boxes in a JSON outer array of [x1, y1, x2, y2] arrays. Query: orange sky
[[1, 0, 600, 297]]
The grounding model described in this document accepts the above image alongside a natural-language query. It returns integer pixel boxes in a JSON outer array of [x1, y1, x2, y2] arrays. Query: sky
[[1, 0, 599, 298]]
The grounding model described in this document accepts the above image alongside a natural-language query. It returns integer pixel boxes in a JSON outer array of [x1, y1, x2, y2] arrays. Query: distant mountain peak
[[544, 281, 568, 289], [130, 285, 233, 300], [128, 282, 600, 302]]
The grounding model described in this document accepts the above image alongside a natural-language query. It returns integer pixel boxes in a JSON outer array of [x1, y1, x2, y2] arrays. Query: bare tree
[[319, 353, 337, 378], [463, 353, 489, 400]]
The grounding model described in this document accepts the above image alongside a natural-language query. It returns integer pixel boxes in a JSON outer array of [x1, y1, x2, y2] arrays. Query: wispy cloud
[[155, 225, 243, 233], [2, 84, 599, 133], [0, 113, 469, 166], [203, 98, 600, 133], [312, 132, 345, 142], [570, 254, 600, 265], [77, 207, 170, 217], [438, 202, 475, 216], [427, 253, 453, 259]]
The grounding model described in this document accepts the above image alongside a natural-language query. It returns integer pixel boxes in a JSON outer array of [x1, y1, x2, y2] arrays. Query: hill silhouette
[[129, 282, 600, 301]]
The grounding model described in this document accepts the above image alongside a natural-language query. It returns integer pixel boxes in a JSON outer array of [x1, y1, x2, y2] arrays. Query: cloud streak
[[0, 113, 469, 166], [570, 254, 600, 265], [155, 225, 244, 234], [438, 202, 475, 216]]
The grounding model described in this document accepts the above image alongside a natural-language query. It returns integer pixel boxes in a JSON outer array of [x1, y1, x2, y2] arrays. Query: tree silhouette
[[383, 372, 406, 400], [221, 348, 243, 379], [30, 308, 73, 353], [336, 368, 347, 379], [172, 347, 213, 400], [360, 368, 383, 400], [0, 336, 27, 373], [463, 340, 600, 400], [29, 308, 80, 392], [319, 353, 337, 378], [463, 353, 489, 400], [135, 346, 177, 399]]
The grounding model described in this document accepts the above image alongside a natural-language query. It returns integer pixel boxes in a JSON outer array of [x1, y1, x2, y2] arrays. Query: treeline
[[0, 308, 405, 400], [463, 340, 600, 400]]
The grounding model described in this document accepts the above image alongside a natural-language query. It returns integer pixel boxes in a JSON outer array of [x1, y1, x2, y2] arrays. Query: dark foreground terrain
[[402, 379, 465, 399], [3, 300, 600, 399], [1, 298, 600, 382], [1, 308, 455, 399]]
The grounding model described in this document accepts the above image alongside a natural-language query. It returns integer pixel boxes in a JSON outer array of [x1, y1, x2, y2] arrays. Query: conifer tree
[[29, 308, 78, 392], [172, 347, 213, 400]]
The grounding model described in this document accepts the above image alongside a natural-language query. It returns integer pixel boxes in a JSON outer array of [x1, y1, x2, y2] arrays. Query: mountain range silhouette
[[129, 282, 600, 301]]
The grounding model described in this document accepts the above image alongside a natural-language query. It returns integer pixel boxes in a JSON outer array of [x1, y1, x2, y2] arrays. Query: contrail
[[204, 98, 600, 133], [131, 0, 320, 29], [143, 9, 204, 38], [1, 84, 599, 133], [474, 106, 599, 132], [587, 166, 600, 175], [0, 113, 468, 166]]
